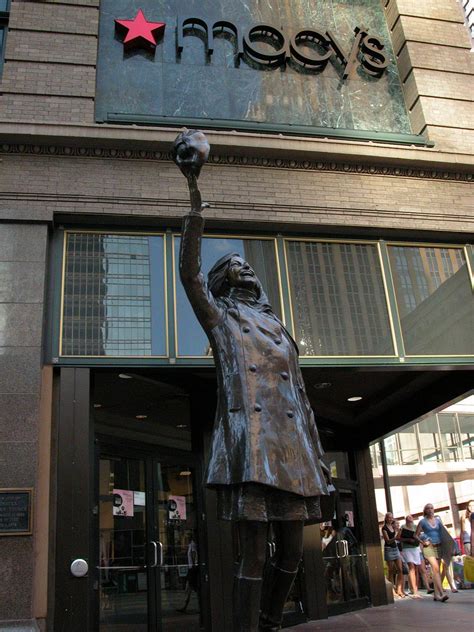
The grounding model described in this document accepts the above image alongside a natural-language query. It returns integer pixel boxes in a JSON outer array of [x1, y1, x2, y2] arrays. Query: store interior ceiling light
[[93, 403, 102, 408], [314, 382, 332, 389], [118, 373, 133, 379], [176, 424, 187, 429], [179, 470, 192, 476], [347, 396, 363, 402], [135, 414, 148, 419]]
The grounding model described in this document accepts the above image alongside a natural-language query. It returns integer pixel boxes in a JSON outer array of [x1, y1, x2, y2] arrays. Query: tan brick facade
[[385, 0, 474, 154]]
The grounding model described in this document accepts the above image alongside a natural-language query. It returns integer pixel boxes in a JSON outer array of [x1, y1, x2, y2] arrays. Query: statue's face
[[226, 256, 258, 291]]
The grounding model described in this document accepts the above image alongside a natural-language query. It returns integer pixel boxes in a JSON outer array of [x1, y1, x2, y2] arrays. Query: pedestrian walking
[[382, 513, 404, 598], [416, 503, 449, 602], [460, 500, 473, 556], [399, 515, 422, 598]]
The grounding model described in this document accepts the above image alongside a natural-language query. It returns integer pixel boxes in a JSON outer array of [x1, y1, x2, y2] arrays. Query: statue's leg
[[233, 520, 268, 632], [260, 521, 304, 631]]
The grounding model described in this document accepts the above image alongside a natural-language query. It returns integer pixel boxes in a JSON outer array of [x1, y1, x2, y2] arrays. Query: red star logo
[[115, 9, 166, 50]]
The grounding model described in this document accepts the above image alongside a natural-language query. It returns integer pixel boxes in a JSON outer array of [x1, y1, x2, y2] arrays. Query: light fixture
[[118, 373, 132, 379], [176, 424, 187, 429], [347, 396, 363, 402], [93, 403, 102, 409], [135, 414, 148, 420], [314, 382, 332, 390], [179, 470, 192, 476]]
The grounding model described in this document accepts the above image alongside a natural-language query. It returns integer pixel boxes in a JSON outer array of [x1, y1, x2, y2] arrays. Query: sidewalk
[[286, 590, 474, 631]]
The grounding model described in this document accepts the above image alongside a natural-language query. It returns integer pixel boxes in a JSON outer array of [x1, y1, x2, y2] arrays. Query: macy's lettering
[[177, 16, 389, 79]]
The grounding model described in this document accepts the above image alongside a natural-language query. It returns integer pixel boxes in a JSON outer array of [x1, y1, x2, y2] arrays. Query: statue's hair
[[207, 252, 240, 298]]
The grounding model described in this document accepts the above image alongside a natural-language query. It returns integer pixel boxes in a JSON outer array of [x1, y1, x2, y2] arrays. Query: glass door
[[97, 450, 202, 632], [154, 461, 201, 632], [98, 455, 151, 631], [321, 487, 370, 616]]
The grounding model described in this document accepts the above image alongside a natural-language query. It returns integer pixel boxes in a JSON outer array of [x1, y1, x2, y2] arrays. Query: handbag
[[439, 523, 456, 562], [464, 555, 474, 583]]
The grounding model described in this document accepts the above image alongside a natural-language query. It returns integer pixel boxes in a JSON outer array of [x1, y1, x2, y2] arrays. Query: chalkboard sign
[[0, 489, 33, 536]]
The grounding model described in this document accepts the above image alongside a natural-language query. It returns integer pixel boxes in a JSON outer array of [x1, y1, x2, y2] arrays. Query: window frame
[[0, 0, 10, 78], [53, 230, 474, 367]]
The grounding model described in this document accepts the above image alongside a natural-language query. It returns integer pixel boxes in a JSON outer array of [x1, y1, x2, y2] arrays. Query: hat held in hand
[[171, 129, 210, 179]]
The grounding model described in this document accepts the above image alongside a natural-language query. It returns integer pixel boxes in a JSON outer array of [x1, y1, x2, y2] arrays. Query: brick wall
[[1, 153, 472, 233], [385, 0, 474, 154], [1, 0, 98, 123]]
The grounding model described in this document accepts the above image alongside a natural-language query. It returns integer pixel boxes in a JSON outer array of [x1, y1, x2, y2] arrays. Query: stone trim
[[0, 142, 472, 182]]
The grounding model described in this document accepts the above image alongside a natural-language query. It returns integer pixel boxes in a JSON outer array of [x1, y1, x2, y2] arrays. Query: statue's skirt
[[216, 482, 322, 524]]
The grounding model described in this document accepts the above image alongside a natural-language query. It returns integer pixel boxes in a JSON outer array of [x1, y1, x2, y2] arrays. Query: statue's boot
[[259, 566, 298, 631], [233, 575, 263, 632]]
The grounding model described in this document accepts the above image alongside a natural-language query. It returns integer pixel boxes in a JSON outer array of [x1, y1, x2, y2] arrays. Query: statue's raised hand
[[171, 129, 210, 213]]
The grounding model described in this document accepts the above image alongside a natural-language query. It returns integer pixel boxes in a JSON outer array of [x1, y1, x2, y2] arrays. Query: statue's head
[[208, 253, 261, 298]]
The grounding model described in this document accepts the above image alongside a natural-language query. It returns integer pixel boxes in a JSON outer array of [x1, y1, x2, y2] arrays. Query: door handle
[[336, 539, 348, 559], [157, 541, 164, 566], [150, 541, 158, 568]]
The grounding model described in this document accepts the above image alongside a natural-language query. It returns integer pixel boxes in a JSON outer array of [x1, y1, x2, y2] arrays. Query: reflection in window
[[388, 246, 473, 356], [286, 241, 394, 356], [174, 236, 281, 356], [62, 233, 166, 356]]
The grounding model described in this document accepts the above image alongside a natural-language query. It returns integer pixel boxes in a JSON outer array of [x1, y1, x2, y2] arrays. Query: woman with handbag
[[398, 515, 422, 598], [415, 503, 449, 602]]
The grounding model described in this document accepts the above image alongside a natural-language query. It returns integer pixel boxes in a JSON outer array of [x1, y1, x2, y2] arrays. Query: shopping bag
[[464, 555, 474, 583]]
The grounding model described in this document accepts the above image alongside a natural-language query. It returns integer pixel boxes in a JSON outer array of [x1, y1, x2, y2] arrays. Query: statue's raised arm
[[172, 130, 220, 332]]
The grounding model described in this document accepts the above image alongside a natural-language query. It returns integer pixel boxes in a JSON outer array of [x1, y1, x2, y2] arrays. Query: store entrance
[[320, 453, 371, 616], [97, 445, 203, 632]]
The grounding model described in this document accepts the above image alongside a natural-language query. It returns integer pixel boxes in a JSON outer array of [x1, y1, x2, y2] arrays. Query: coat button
[[254, 404, 262, 412], [274, 339, 282, 345], [243, 326, 250, 333], [280, 372, 289, 380], [249, 364, 257, 372], [286, 411, 294, 418]]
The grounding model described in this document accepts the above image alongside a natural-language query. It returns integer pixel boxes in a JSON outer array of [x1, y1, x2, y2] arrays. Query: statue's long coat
[[180, 212, 329, 497]]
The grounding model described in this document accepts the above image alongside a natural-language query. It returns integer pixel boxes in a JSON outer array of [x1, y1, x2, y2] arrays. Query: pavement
[[286, 589, 474, 631]]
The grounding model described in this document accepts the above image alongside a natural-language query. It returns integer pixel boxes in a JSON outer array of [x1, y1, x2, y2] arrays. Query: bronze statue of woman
[[172, 130, 331, 632]]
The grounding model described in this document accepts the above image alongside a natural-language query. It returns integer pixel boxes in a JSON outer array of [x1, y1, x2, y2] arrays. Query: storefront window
[[387, 245, 473, 356], [174, 236, 281, 356], [61, 233, 166, 356], [397, 426, 419, 465], [285, 241, 394, 356], [459, 414, 474, 460], [438, 413, 462, 462], [417, 415, 442, 463]]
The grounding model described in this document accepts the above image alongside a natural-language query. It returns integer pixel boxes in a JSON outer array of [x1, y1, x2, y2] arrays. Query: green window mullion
[[377, 240, 406, 361], [165, 230, 176, 362], [465, 244, 474, 291], [276, 235, 295, 339]]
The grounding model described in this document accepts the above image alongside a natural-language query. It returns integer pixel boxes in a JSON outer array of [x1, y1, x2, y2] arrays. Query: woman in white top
[[398, 515, 422, 598]]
